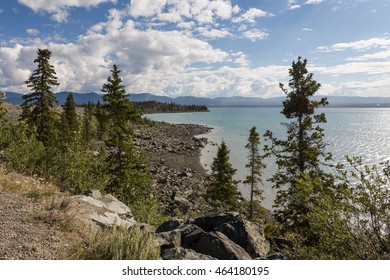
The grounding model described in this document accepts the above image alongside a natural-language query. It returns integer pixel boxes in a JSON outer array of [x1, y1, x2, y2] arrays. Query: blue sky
[[1, 0, 390, 98]]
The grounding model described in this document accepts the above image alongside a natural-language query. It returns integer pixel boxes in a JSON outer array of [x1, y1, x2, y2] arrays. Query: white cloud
[[128, 0, 234, 24], [26, 28, 39, 36], [242, 29, 269, 42], [0, 44, 37, 91], [18, 0, 116, 22], [289, 5, 301, 10], [197, 27, 232, 39], [346, 50, 390, 61], [232, 8, 273, 24], [288, 0, 324, 9], [128, 0, 166, 18], [302, 27, 313, 32], [287, 0, 300, 10], [232, 5, 240, 14], [305, 0, 324, 4], [0, 12, 229, 94], [318, 37, 390, 52], [332, 38, 390, 51], [314, 61, 390, 75]]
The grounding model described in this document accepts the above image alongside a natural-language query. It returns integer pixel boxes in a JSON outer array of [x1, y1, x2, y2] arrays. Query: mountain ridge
[[4, 91, 390, 108]]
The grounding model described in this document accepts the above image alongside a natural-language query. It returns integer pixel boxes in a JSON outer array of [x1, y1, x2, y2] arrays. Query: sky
[[1, 0, 390, 98]]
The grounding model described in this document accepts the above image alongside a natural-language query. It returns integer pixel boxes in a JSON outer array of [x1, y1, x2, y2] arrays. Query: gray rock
[[174, 196, 192, 212], [216, 220, 270, 258], [87, 189, 103, 200], [161, 247, 216, 260], [193, 212, 240, 232], [155, 230, 181, 250], [178, 224, 204, 247], [156, 218, 183, 233], [192, 231, 252, 260], [74, 190, 136, 229], [265, 253, 286, 260]]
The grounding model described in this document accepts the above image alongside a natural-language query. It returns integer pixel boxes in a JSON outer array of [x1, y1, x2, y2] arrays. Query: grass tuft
[[68, 225, 160, 260]]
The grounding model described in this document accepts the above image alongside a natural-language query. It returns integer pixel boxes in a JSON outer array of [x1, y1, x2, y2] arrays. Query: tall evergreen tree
[[95, 101, 108, 140], [21, 48, 59, 146], [206, 140, 240, 211], [264, 57, 333, 233], [61, 93, 79, 143], [81, 102, 97, 145], [102, 64, 139, 130], [244, 126, 266, 220], [102, 64, 151, 205], [0, 89, 6, 124]]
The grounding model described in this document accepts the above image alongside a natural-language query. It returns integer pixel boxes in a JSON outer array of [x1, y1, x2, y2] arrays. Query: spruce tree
[[21, 48, 59, 146], [244, 126, 266, 220], [61, 93, 79, 143], [81, 102, 97, 145], [206, 140, 240, 212], [0, 89, 6, 120], [264, 57, 333, 234], [102, 64, 151, 205]]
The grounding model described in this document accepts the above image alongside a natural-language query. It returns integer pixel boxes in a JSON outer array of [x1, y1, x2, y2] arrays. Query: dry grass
[[68, 225, 160, 260], [0, 166, 160, 260], [0, 166, 58, 198]]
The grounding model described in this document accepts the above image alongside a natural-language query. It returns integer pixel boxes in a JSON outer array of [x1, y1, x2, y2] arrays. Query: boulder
[[161, 247, 216, 260], [191, 231, 252, 260], [156, 218, 183, 233], [216, 220, 270, 258], [174, 196, 192, 213], [178, 224, 204, 248], [74, 190, 136, 229], [192, 212, 240, 232], [265, 253, 286, 260], [155, 230, 181, 250]]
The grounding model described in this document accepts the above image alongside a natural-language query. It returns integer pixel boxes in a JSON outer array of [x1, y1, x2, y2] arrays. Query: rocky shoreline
[[134, 121, 213, 218], [0, 120, 280, 260]]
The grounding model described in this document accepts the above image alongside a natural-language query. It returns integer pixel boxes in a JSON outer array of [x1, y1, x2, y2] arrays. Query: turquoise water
[[147, 107, 390, 209]]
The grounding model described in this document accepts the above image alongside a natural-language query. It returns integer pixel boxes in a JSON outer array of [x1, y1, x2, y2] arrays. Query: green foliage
[[50, 130, 107, 194], [70, 225, 160, 260], [264, 57, 334, 233], [2, 123, 46, 175], [0, 90, 8, 154], [81, 103, 98, 145], [134, 101, 209, 114], [104, 130, 152, 205], [0, 89, 6, 121], [60, 93, 79, 144], [244, 126, 266, 220], [206, 140, 241, 212], [21, 48, 60, 146], [279, 173, 353, 259], [338, 157, 390, 259], [95, 101, 109, 140], [102, 64, 140, 129], [130, 197, 170, 226], [102, 64, 152, 205]]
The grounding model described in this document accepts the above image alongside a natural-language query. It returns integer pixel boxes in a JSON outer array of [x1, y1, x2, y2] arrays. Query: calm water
[[147, 107, 390, 209]]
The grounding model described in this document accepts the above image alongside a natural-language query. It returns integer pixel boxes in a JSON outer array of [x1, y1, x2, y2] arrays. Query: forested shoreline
[[1, 49, 389, 260]]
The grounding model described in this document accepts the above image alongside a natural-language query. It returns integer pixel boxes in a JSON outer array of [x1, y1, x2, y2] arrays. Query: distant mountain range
[[4, 91, 390, 108]]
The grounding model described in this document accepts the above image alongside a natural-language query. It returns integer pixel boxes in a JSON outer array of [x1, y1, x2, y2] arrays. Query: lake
[[147, 107, 390, 209]]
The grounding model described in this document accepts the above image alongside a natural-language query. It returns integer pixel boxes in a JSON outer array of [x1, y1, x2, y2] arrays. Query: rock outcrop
[[74, 190, 137, 230], [156, 212, 270, 260], [216, 220, 270, 258]]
